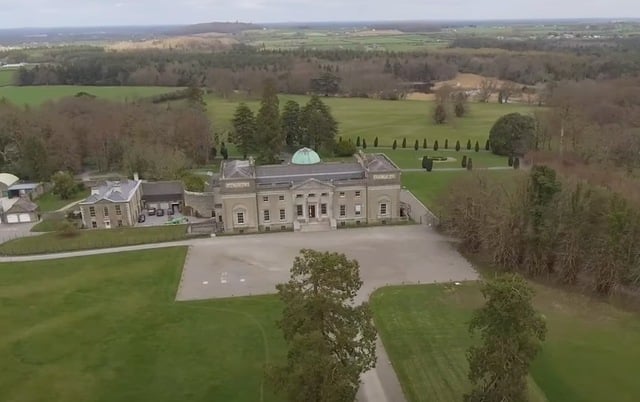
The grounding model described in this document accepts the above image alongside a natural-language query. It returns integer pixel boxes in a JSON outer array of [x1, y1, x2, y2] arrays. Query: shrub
[[221, 143, 229, 160], [392, 139, 397, 150], [58, 220, 79, 238], [475, 141, 480, 152], [514, 157, 520, 169], [414, 140, 419, 151], [489, 113, 536, 156], [508, 156, 514, 167], [374, 137, 378, 147], [422, 156, 430, 169], [356, 136, 361, 147], [181, 172, 206, 192], [485, 139, 490, 151], [362, 139, 367, 149], [433, 140, 439, 151], [424, 158, 434, 172], [467, 139, 472, 150], [462, 155, 468, 168], [402, 138, 407, 148], [423, 139, 427, 149], [433, 103, 447, 124], [51, 171, 77, 200], [467, 157, 473, 170], [445, 139, 449, 149], [334, 140, 357, 157], [456, 140, 461, 151]]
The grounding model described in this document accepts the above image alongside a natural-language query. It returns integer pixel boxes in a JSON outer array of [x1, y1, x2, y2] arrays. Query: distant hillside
[[170, 22, 262, 35]]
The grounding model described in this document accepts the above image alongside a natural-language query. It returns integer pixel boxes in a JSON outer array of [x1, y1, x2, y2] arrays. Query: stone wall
[[184, 191, 215, 218]]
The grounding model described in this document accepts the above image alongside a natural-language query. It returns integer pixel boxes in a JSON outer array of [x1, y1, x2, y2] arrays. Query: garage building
[[0, 197, 39, 223], [141, 181, 184, 213]]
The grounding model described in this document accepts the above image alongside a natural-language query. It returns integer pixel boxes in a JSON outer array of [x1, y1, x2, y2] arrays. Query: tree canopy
[[300, 95, 338, 153], [255, 79, 283, 164], [489, 113, 536, 156], [231, 102, 257, 159], [269, 249, 377, 402]]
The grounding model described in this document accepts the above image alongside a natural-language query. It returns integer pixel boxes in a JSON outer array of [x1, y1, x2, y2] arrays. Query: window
[[103, 207, 109, 216], [263, 196, 269, 202], [355, 191, 361, 198], [280, 209, 286, 221], [115, 205, 122, 216], [296, 194, 303, 199], [379, 203, 388, 216], [236, 212, 245, 225], [355, 204, 362, 216], [91, 221, 97, 228], [265, 226, 271, 232], [263, 210, 270, 222], [340, 205, 346, 217], [308, 193, 316, 198], [117, 220, 123, 227], [281, 225, 287, 231], [339, 192, 345, 198], [279, 195, 285, 201], [89, 207, 96, 217], [321, 204, 327, 215], [296, 205, 304, 217], [321, 192, 329, 197]]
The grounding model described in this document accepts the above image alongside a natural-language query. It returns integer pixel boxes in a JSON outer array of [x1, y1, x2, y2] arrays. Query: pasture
[[371, 283, 640, 402], [0, 85, 175, 106], [0, 69, 15, 86], [0, 248, 285, 402]]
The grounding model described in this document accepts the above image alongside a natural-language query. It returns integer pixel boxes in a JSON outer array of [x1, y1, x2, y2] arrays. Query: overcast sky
[[0, 0, 638, 28]]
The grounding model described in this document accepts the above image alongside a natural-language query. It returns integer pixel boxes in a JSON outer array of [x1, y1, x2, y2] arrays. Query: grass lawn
[[371, 283, 640, 402], [0, 69, 15, 86], [35, 189, 90, 213], [206, 94, 534, 146], [0, 225, 188, 255], [0, 85, 176, 106], [0, 248, 285, 402]]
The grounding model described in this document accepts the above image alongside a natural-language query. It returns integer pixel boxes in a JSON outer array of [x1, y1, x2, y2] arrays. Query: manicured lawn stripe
[[35, 189, 90, 212]]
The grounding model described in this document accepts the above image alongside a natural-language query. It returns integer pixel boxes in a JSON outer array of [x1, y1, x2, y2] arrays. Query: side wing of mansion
[[211, 148, 404, 233]]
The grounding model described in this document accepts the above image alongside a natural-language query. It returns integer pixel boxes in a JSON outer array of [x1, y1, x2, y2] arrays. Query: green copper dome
[[291, 147, 321, 165]]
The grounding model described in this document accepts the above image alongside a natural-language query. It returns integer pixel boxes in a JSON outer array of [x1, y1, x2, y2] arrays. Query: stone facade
[[214, 150, 403, 234], [79, 180, 142, 229]]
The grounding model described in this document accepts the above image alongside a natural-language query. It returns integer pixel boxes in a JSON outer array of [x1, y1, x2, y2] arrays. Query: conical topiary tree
[[475, 141, 480, 152], [485, 139, 490, 151], [423, 138, 427, 149], [456, 140, 461, 151], [374, 137, 378, 147], [445, 139, 449, 149], [362, 139, 367, 149], [425, 158, 434, 172], [466, 139, 472, 150], [514, 157, 520, 169], [392, 139, 398, 150], [402, 138, 407, 148], [356, 136, 361, 147], [434, 140, 439, 151], [508, 155, 514, 167], [414, 140, 419, 151], [339, 136, 342, 143], [467, 157, 473, 170], [462, 155, 468, 168]]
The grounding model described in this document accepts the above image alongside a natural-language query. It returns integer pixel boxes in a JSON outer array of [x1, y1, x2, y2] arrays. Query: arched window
[[377, 196, 391, 217], [232, 205, 248, 225]]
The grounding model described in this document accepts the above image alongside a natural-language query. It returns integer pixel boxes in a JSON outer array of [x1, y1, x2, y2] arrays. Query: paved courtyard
[[176, 225, 478, 302]]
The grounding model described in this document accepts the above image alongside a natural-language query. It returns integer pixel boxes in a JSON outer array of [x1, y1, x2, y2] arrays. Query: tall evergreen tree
[[445, 139, 449, 149], [269, 250, 377, 402], [300, 95, 338, 153], [255, 79, 283, 164], [356, 136, 361, 147], [466, 274, 546, 402], [392, 139, 397, 150], [374, 137, 379, 147], [433, 140, 439, 151], [467, 139, 472, 150], [456, 140, 461, 151], [423, 138, 427, 149], [414, 139, 419, 150], [281, 100, 302, 148], [362, 138, 367, 149], [402, 138, 407, 148], [231, 102, 256, 159], [475, 141, 480, 152], [485, 139, 490, 151]]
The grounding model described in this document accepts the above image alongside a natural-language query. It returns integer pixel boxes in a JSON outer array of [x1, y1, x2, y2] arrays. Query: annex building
[[213, 148, 404, 233]]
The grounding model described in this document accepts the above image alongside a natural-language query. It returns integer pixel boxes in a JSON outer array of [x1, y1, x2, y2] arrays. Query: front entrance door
[[308, 204, 317, 219], [104, 220, 112, 229]]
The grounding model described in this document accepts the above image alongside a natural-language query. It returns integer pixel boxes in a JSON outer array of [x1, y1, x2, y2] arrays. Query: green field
[[375, 148, 507, 169], [35, 189, 90, 213], [371, 283, 640, 402], [205, 94, 533, 147], [0, 225, 187, 255], [0, 85, 175, 106], [0, 69, 15, 86], [0, 248, 285, 402]]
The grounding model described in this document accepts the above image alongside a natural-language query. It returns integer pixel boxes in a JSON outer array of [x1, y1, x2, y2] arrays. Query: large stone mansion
[[211, 148, 403, 233]]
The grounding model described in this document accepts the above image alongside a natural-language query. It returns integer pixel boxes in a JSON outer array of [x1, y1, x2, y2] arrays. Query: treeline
[[442, 166, 640, 296], [10, 42, 640, 95], [0, 97, 212, 181]]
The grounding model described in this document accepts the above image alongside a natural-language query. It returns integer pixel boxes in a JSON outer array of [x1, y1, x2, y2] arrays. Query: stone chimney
[[133, 172, 140, 181]]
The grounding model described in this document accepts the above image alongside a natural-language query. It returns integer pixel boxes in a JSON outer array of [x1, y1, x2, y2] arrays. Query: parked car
[[157, 208, 165, 217], [147, 207, 156, 216], [138, 214, 146, 223], [167, 208, 174, 216]]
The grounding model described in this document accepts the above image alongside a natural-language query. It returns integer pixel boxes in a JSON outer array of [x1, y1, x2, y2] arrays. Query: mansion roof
[[81, 180, 141, 205]]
